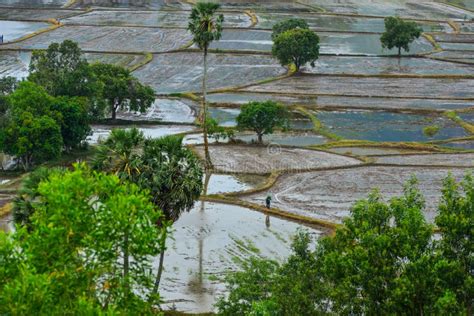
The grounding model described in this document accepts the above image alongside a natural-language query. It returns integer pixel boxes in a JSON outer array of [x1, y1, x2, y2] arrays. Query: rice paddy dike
[[1, 0, 474, 313]]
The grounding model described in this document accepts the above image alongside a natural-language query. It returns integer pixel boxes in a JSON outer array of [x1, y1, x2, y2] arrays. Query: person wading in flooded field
[[266, 194, 272, 209]]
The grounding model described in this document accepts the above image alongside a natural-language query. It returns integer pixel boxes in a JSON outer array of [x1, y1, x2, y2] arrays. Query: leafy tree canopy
[[236, 101, 290, 143], [28, 40, 100, 98], [0, 81, 91, 169], [272, 28, 320, 72], [380, 16, 422, 56], [90, 63, 155, 120], [271, 18, 309, 40], [2, 164, 167, 313]]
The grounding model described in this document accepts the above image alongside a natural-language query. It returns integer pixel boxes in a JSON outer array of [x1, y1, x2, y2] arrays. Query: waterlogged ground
[[243, 166, 469, 224], [1, 0, 474, 314], [158, 202, 324, 313]]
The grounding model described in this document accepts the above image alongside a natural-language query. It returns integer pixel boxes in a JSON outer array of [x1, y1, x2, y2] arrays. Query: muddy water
[[206, 174, 266, 195], [117, 98, 197, 124], [158, 202, 324, 313], [0, 21, 50, 42], [88, 124, 196, 144]]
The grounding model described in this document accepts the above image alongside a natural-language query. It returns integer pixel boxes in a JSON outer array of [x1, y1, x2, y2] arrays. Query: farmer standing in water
[[265, 194, 272, 209]]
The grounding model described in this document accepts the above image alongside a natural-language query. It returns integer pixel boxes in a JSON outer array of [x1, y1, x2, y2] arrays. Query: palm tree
[[93, 130, 203, 298], [91, 128, 145, 183], [188, 2, 224, 170], [141, 135, 203, 296]]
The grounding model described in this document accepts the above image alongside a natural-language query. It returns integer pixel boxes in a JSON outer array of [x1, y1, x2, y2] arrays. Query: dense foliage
[[236, 101, 290, 143], [29, 40, 155, 120], [29, 40, 100, 98], [90, 63, 155, 120], [0, 82, 90, 170], [271, 18, 309, 40], [1, 164, 167, 314], [217, 174, 473, 315], [381, 16, 422, 56], [272, 28, 320, 72], [93, 128, 203, 294]]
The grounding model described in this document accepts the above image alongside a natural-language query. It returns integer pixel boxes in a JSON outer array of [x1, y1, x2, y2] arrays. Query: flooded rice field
[[133, 52, 285, 94], [194, 145, 361, 174], [206, 173, 267, 195], [0, 20, 51, 42], [316, 110, 467, 142], [256, 13, 451, 33], [243, 166, 469, 224], [243, 75, 474, 99], [210, 29, 433, 55], [88, 124, 196, 144], [1, 0, 474, 313], [304, 56, 474, 75], [63, 10, 251, 27], [158, 202, 325, 313], [373, 153, 474, 166], [117, 98, 197, 123], [4, 25, 192, 52]]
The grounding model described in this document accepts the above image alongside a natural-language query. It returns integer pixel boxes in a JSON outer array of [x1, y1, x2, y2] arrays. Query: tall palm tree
[[188, 2, 224, 170], [141, 135, 203, 296], [93, 130, 203, 298]]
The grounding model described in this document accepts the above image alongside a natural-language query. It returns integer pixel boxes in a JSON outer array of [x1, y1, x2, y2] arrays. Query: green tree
[[51, 97, 91, 151], [12, 166, 66, 228], [188, 2, 224, 170], [0, 111, 63, 170], [380, 16, 422, 56], [271, 18, 309, 40], [272, 28, 320, 72], [90, 63, 155, 120], [216, 231, 327, 316], [1, 164, 166, 313], [435, 174, 473, 314], [140, 135, 203, 295], [0, 76, 17, 95], [319, 178, 439, 315], [218, 175, 473, 315], [0, 81, 91, 169], [28, 40, 100, 98], [205, 117, 235, 143], [236, 101, 289, 143], [93, 129, 203, 296]]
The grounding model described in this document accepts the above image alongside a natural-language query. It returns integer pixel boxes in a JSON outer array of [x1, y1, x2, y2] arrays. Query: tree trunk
[[151, 229, 167, 298], [398, 46, 401, 57], [202, 48, 212, 171], [257, 133, 263, 144], [111, 104, 117, 120], [123, 230, 129, 293]]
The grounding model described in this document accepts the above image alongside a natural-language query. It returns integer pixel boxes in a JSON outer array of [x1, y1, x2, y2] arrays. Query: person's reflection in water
[[265, 215, 270, 228]]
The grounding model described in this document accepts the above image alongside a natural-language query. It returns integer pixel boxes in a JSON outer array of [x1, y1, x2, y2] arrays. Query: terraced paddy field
[[0, 20, 52, 42], [242, 166, 469, 224], [4, 25, 191, 52], [133, 52, 285, 94], [255, 12, 452, 33], [210, 29, 433, 55], [63, 9, 251, 27], [242, 75, 474, 99], [1, 0, 474, 313]]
